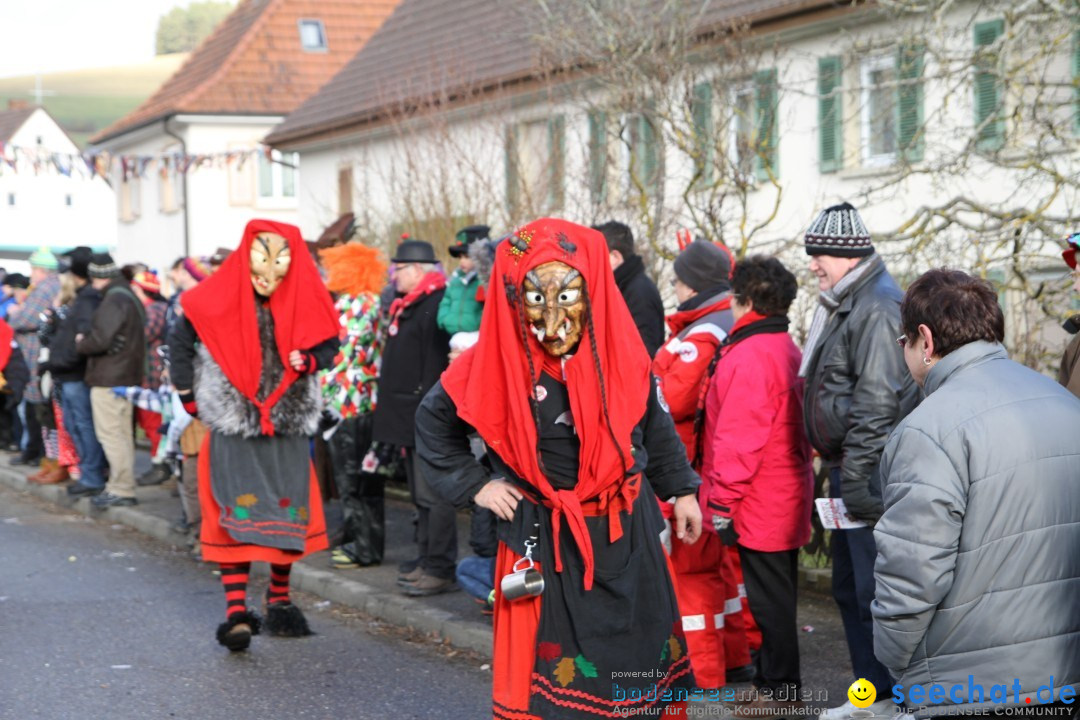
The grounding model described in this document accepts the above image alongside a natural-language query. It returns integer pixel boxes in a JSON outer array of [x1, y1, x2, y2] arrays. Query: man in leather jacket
[[798, 202, 918, 719]]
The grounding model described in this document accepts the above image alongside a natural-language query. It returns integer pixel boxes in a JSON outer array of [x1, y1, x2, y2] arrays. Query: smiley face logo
[[848, 678, 877, 709]]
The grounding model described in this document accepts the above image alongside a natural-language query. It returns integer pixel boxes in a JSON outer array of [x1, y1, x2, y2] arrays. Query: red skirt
[[492, 544, 688, 720], [197, 433, 328, 565]]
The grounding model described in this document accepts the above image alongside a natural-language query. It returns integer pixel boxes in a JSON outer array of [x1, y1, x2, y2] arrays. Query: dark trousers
[[60, 381, 107, 488], [22, 400, 44, 460], [404, 447, 457, 579], [829, 467, 892, 691], [327, 415, 385, 565], [739, 546, 800, 691]]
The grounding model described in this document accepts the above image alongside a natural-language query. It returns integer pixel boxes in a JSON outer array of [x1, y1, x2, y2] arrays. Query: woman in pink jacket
[[701, 255, 813, 711]]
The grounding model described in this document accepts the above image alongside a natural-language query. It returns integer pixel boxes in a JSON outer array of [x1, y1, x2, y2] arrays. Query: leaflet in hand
[[815, 498, 868, 530]]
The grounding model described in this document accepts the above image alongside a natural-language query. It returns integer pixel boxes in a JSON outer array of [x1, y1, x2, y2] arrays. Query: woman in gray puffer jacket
[[873, 269, 1080, 714]]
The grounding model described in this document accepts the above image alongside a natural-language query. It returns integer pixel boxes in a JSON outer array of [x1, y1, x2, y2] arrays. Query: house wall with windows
[[0, 108, 116, 264], [287, 3, 1077, 271], [100, 117, 297, 273]]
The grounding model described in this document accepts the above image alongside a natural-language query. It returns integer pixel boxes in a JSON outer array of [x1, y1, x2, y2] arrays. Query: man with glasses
[[372, 239, 456, 596], [799, 202, 918, 719]]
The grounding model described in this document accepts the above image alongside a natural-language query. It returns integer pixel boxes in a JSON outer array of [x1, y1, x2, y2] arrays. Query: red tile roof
[[266, 0, 840, 146], [92, 0, 400, 145], [0, 106, 38, 144]]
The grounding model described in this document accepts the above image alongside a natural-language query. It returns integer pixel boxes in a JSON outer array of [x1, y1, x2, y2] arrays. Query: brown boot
[[31, 466, 70, 485], [27, 458, 57, 483]]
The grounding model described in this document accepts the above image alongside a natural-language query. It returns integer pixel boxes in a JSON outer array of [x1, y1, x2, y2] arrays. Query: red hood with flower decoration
[[440, 218, 651, 589], [180, 219, 339, 435]]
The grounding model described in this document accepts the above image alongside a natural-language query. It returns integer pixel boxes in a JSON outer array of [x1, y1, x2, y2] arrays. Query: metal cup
[[501, 556, 545, 602]]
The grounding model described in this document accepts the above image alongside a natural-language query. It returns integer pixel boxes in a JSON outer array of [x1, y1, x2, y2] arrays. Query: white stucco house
[[267, 0, 1079, 366], [0, 104, 116, 269], [89, 0, 400, 273]]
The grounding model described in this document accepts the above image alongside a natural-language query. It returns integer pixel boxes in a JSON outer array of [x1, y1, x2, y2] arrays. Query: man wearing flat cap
[[372, 239, 456, 597], [77, 253, 146, 508]]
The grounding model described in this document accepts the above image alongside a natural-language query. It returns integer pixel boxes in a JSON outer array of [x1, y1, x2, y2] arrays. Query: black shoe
[[216, 610, 262, 652], [264, 602, 314, 637], [9, 455, 40, 467], [136, 464, 171, 487], [66, 482, 105, 498], [91, 492, 137, 508], [726, 664, 756, 684]]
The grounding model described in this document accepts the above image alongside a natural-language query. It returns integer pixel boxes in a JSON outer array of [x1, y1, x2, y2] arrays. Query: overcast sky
[[0, 0, 223, 78]]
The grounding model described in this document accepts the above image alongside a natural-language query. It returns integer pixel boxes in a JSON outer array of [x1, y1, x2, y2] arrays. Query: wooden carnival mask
[[250, 232, 291, 297], [522, 261, 585, 356]]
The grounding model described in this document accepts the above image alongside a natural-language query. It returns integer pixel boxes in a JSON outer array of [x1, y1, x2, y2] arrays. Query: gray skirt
[[209, 432, 312, 552]]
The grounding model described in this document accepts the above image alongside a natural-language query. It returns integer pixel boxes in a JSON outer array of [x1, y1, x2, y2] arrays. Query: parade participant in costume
[[650, 236, 752, 690], [416, 218, 702, 720], [169, 219, 340, 652], [318, 241, 388, 568]]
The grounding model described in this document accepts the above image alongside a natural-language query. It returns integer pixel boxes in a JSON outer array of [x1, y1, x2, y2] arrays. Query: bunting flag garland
[[0, 141, 279, 182]]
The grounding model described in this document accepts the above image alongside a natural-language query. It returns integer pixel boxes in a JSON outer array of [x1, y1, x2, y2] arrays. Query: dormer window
[[298, 19, 327, 52]]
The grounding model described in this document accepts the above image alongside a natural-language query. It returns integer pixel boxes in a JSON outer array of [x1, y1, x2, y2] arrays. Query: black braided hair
[[582, 286, 631, 477], [513, 286, 549, 477]]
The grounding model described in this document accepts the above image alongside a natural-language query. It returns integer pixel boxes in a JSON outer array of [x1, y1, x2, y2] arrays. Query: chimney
[[7, 100, 29, 111]]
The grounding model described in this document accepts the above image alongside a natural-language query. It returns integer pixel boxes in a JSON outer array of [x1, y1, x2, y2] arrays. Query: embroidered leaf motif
[[236, 493, 257, 507], [298, 507, 309, 522], [537, 642, 561, 662], [659, 640, 669, 663], [668, 636, 683, 662], [574, 655, 597, 678], [234, 507, 250, 520], [554, 657, 576, 687]]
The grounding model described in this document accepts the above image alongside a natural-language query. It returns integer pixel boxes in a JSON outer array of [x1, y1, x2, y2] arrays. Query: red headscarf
[[181, 219, 339, 435], [441, 218, 651, 589]]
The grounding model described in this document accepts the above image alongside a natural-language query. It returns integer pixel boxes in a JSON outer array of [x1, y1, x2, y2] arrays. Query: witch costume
[[169, 219, 339, 651], [416, 218, 700, 719]]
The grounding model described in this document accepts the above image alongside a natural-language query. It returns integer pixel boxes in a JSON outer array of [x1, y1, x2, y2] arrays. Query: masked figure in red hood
[[416, 218, 703, 720], [168, 219, 340, 652]]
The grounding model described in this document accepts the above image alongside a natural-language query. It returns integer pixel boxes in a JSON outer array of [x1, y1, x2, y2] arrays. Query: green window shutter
[[818, 57, 843, 173], [641, 114, 658, 188], [547, 115, 565, 210], [691, 81, 714, 184], [896, 44, 925, 162], [1073, 29, 1080, 134], [504, 124, 519, 217], [588, 110, 607, 204], [973, 19, 1005, 151], [754, 68, 779, 182]]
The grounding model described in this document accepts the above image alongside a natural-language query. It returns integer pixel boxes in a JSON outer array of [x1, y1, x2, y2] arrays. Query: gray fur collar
[[194, 347, 321, 439]]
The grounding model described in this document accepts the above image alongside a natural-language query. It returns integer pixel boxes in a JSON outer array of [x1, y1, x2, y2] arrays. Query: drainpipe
[[162, 117, 190, 257]]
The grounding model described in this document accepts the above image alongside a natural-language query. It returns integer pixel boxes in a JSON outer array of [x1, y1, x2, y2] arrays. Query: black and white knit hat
[[803, 202, 874, 257], [88, 253, 119, 279]]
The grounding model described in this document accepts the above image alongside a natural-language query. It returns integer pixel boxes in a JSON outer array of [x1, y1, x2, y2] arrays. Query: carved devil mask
[[249, 232, 292, 297], [522, 261, 585, 356]]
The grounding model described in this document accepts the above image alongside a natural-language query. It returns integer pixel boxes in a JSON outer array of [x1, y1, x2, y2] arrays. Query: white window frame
[[860, 53, 898, 167], [729, 81, 757, 183], [298, 19, 328, 52], [256, 150, 298, 209]]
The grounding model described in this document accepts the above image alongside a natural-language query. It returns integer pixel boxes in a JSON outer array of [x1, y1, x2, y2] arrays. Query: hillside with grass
[[0, 53, 188, 149]]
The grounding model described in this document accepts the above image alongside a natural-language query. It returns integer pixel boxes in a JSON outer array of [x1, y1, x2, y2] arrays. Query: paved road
[[0, 487, 491, 720]]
